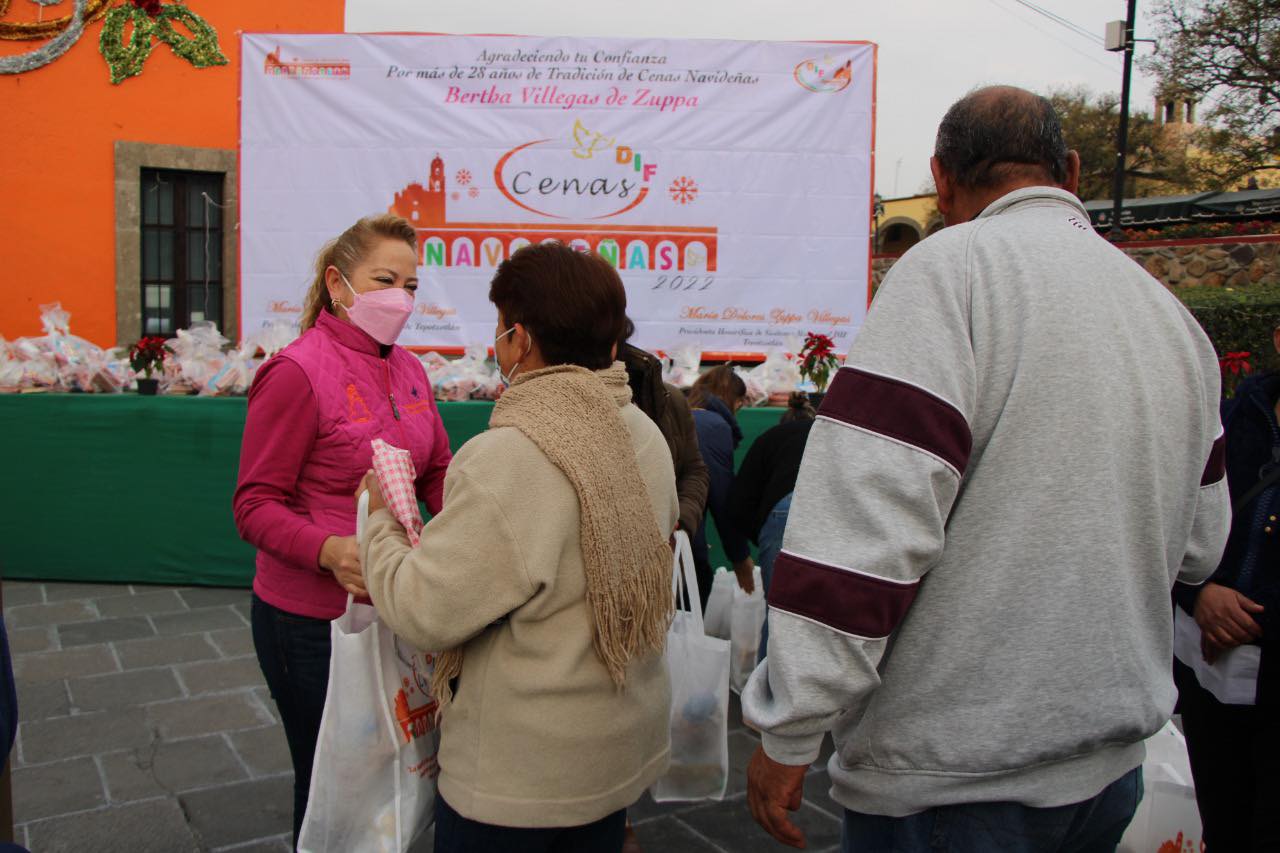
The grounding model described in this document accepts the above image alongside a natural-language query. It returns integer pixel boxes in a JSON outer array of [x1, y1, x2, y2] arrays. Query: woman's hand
[[1194, 582, 1264, 661], [356, 470, 386, 515], [319, 535, 366, 597]]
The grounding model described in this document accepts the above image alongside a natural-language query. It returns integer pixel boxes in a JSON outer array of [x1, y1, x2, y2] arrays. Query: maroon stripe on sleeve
[[818, 367, 972, 475], [1201, 434, 1226, 486], [768, 551, 920, 639]]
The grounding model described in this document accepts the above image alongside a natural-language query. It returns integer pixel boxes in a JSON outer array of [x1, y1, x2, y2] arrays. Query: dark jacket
[[690, 395, 750, 565], [729, 418, 814, 545], [621, 345, 709, 534], [1176, 372, 1280, 703]]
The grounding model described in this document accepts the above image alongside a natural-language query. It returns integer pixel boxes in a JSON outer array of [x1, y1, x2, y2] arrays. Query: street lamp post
[[1107, 0, 1138, 241]]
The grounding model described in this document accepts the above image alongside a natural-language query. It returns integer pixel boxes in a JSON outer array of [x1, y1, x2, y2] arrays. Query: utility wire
[[1009, 0, 1105, 45], [985, 0, 1118, 73]]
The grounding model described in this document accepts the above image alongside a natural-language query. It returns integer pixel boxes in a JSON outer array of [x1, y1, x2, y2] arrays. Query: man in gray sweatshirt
[[742, 86, 1231, 851]]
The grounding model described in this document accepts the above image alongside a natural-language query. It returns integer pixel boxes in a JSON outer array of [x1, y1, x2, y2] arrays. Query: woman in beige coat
[[359, 242, 679, 852]]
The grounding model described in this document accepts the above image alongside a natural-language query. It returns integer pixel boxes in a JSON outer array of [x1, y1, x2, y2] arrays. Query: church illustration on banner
[[389, 155, 718, 272]]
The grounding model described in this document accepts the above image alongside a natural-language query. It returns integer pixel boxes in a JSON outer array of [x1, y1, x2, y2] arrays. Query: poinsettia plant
[[1219, 350, 1254, 399], [798, 332, 839, 393], [129, 336, 171, 379]]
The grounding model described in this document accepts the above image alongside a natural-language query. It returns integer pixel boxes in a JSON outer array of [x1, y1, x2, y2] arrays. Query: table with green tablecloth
[[0, 395, 784, 586]]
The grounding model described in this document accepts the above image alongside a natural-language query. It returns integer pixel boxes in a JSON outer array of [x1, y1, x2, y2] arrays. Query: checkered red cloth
[[371, 438, 424, 546]]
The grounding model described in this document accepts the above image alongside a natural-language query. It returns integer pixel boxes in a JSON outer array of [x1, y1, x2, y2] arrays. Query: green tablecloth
[[0, 395, 782, 586]]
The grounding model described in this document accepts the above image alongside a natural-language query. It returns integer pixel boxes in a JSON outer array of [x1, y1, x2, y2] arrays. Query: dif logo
[[495, 119, 656, 220]]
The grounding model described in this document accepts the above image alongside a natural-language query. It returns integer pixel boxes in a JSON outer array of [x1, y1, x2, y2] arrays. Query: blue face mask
[[494, 326, 529, 387]]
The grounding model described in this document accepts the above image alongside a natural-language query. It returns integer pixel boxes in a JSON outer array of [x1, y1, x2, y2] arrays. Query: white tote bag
[[729, 567, 766, 694], [298, 492, 439, 853], [1117, 721, 1204, 853], [703, 569, 735, 641], [651, 531, 731, 802]]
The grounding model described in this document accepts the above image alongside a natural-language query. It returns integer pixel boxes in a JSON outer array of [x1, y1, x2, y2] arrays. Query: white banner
[[240, 34, 875, 354]]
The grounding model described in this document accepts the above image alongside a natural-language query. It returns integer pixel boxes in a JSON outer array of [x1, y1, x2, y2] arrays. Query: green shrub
[[1175, 284, 1280, 375]]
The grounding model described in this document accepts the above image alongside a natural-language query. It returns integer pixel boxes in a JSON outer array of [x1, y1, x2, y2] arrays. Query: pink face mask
[[337, 271, 414, 345]]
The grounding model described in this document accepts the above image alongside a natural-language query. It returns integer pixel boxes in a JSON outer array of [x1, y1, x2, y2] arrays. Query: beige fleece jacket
[[362, 379, 679, 828]]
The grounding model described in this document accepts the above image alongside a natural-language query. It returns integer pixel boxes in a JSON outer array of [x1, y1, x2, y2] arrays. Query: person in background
[[687, 365, 754, 605], [359, 243, 678, 853], [729, 392, 816, 661], [616, 322, 708, 853], [618, 320, 709, 537], [233, 214, 452, 847], [743, 86, 1229, 851], [1173, 319, 1280, 851]]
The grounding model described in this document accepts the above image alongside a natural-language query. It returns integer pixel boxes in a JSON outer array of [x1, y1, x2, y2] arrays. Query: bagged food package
[[165, 322, 229, 394], [240, 320, 298, 360], [662, 346, 702, 389], [748, 348, 803, 405], [8, 303, 122, 393], [651, 532, 730, 802], [736, 366, 768, 408], [462, 345, 503, 401]]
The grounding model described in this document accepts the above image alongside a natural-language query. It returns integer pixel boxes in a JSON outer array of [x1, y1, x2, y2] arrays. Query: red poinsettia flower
[[1219, 351, 1254, 377]]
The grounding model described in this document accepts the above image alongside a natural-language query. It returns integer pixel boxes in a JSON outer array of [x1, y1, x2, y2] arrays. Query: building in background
[[0, 0, 345, 348]]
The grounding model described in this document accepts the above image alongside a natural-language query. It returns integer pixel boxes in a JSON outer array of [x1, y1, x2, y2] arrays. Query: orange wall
[[0, 0, 345, 345]]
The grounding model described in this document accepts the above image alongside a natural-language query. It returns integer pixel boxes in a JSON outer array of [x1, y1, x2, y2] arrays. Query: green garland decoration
[[152, 3, 225, 69], [98, 1, 226, 84], [98, 3, 153, 84]]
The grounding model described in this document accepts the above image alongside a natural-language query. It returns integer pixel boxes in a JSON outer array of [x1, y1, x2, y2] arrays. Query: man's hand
[[319, 535, 365, 597], [734, 557, 756, 595], [1194, 582, 1264, 659], [747, 745, 808, 849]]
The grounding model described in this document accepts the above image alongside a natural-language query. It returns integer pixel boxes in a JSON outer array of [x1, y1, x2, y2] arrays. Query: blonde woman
[[233, 214, 452, 847]]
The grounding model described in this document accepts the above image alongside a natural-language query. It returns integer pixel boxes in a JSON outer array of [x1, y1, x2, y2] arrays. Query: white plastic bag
[[703, 569, 735, 641], [299, 493, 438, 853], [651, 531, 730, 802], [1117, 720, 1204, 853], [1173, 606, 1260, 705], [729, 568, 766, 693]]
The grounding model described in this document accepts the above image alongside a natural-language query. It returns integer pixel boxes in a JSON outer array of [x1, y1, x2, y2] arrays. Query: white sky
[[345, 0, 1160, 199]]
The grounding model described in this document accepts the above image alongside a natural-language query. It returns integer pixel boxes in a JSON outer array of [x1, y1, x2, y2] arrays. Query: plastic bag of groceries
[[729, 567, 766, 693], [165, 322, 228, 394], [419, 351, 452, 395], [662, 346, 702, 389], [736, 366, 768, 408], [651, 531, 730, 802], [748, 349, 804, 406], [461, 345, 503, 401]]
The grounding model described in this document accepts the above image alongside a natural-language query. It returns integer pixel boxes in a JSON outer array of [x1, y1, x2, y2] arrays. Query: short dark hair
[[488, 242, 626, 370], [934, 86, 1068, 190]]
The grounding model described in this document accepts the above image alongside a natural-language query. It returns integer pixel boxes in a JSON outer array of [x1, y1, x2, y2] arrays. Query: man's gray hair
[[934, 86, 1069, 190]]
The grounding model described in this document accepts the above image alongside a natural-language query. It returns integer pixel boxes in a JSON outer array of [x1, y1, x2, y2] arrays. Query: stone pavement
[[5, 579, 844, 852]]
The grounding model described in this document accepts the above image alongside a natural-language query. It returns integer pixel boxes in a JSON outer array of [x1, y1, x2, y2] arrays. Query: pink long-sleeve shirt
[[234, 310, 451, 619]]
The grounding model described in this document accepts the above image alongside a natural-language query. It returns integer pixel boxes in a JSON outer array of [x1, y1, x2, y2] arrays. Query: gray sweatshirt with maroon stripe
[[742, 187, 1230, 817]]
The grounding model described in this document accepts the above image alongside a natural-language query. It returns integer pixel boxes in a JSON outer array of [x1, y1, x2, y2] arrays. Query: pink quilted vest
[[253, 309, 448, 618]]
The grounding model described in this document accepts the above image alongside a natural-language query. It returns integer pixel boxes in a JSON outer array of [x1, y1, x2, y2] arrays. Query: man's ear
[[1062, 150, 1081, 196], [1271, 325, 1280, 358], [930, 157, 954, 220]]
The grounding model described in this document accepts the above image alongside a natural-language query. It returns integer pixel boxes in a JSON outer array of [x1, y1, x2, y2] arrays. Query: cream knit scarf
[[430, 363, 674, 708]]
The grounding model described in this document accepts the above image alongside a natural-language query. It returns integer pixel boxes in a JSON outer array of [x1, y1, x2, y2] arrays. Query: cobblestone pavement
[[5, 580, 842, 852]]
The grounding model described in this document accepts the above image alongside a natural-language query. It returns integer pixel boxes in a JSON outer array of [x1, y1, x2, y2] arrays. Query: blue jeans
[[434, 793, 626, 853], [250, 594, 332, 850], [841, 767, 1142, 853], [758, 492, 792, 661]]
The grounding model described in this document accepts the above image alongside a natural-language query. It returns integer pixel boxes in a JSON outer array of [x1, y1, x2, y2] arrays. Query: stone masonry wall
[[871, 236, 1280, 292]]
